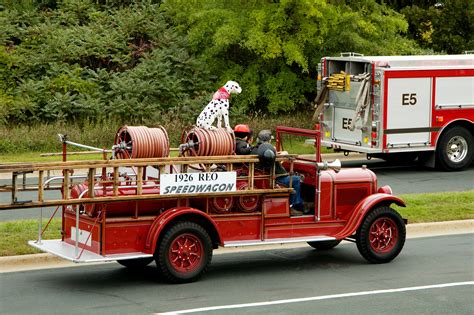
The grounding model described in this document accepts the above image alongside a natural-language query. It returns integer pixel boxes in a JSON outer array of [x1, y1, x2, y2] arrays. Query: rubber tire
[[307, 240, 341, 250], [117, 257, 154, 268], [436, 126, 473, 171], [356, 206, 406, 264], [156, 222, 212, 283]]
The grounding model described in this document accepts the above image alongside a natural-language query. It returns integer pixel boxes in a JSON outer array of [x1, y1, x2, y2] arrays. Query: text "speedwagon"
[[160, 171, 237, 195]]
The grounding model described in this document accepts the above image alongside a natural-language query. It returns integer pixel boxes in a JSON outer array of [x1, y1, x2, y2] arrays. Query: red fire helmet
[[234, 124, 250, 133]]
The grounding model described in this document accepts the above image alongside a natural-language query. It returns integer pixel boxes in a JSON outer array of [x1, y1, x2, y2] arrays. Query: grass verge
[[1, 190, 472, 257], [0, 112, 317, 157], [394, 190, 474, 223], [0, 152, 106, 163], [0, 219, 61, 257]]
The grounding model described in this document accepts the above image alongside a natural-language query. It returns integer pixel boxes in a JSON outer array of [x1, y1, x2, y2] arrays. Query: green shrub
[[0, 1, 211, 124]]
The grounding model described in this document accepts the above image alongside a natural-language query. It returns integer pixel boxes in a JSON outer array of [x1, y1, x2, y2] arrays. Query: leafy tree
[[379, 1, 438, 11], [161, 0, 423, 113], [387, 0, 473, 53], [431, 0, 473, 54]]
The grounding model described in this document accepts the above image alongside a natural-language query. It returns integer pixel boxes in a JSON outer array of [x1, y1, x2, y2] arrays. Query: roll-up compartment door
[[386, 78, 431, 147]]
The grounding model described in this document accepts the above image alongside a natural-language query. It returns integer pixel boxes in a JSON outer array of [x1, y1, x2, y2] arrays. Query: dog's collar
[[212, 87, 230, 100]]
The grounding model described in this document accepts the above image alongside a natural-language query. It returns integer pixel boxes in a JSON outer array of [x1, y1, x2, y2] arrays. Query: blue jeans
[[276, 175, 303, 211]]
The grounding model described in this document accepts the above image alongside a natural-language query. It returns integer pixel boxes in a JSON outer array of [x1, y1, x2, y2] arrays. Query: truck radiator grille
[[336, 187, 369, 206]]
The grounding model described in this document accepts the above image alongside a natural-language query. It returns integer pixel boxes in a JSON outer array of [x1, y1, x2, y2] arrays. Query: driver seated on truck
[[251, 130, 304, 216]]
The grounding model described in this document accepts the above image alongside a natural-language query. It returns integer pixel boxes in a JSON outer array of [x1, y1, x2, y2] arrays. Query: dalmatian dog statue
[[196, 81, 242, 133]]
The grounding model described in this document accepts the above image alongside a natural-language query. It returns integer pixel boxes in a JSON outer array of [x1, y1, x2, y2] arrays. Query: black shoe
[[290, 207, 303, 216], [303, 202, 315, 214]]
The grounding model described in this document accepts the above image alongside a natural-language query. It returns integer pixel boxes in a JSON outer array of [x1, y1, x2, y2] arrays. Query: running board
[[28, 240, 153, 263], [223, 236, 336, 247]]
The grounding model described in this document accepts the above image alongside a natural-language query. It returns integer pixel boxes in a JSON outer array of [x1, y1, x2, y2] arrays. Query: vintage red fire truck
[[315, 53, 474, 171], [0, 126, 406, 283]]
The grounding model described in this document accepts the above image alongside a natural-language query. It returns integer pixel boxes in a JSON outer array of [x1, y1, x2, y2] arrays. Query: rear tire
[[436, 126, 473, 171], [307, 240, 341, 250], [156, 222, 213, 283], [356, 206, 405, 263], [117, 257, 154, 268]]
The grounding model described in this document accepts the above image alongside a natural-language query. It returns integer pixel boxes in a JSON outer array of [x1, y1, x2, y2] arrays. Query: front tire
[[307, 240, 341, 250], [156, 222, 213, 283], [437, 126, 473, 171], [356, 206, 405, 263]]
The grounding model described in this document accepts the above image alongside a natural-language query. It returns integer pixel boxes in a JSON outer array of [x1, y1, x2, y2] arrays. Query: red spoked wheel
[[168, 233, 204, 273], [356, 206, 406, 263], [156, 222, 213, 283], [368, 217, 398, 253]]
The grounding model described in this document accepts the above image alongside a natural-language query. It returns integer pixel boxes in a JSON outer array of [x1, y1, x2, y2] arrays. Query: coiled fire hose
[[180, 127, 235, 157], [114, 125, 170, 159]]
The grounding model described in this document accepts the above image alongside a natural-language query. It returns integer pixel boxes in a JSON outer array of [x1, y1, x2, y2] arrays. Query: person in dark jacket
[[234, 124, 254, 155], [251, 130, 304, 216]]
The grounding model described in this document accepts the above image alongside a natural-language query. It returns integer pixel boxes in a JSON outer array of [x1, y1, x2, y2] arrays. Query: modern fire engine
[[314, 54, 474, 171], [0, 126, 407, 283]]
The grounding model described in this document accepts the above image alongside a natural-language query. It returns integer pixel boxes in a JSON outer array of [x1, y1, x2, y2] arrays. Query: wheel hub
[[169, 234, 203, 272], [369, 217, 398, 253], [446, 136, 468, 163]]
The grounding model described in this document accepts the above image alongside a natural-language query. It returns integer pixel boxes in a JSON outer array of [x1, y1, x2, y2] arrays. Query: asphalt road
[[0, 234, 473, 314], [344, 159, 474, 195], [0, 159, 472, 221]]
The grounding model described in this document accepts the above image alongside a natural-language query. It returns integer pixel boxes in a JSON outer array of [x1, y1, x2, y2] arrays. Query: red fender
[[144, 207, 223, 254], [333, 193, 406, 239]]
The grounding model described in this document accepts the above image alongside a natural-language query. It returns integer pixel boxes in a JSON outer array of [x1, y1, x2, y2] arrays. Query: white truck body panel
[[436, 76, 474, 109], [386, 78, 431, 147]]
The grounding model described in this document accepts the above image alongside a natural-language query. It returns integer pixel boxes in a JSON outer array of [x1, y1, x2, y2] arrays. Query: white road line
[[156, 281, 474, 315]]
